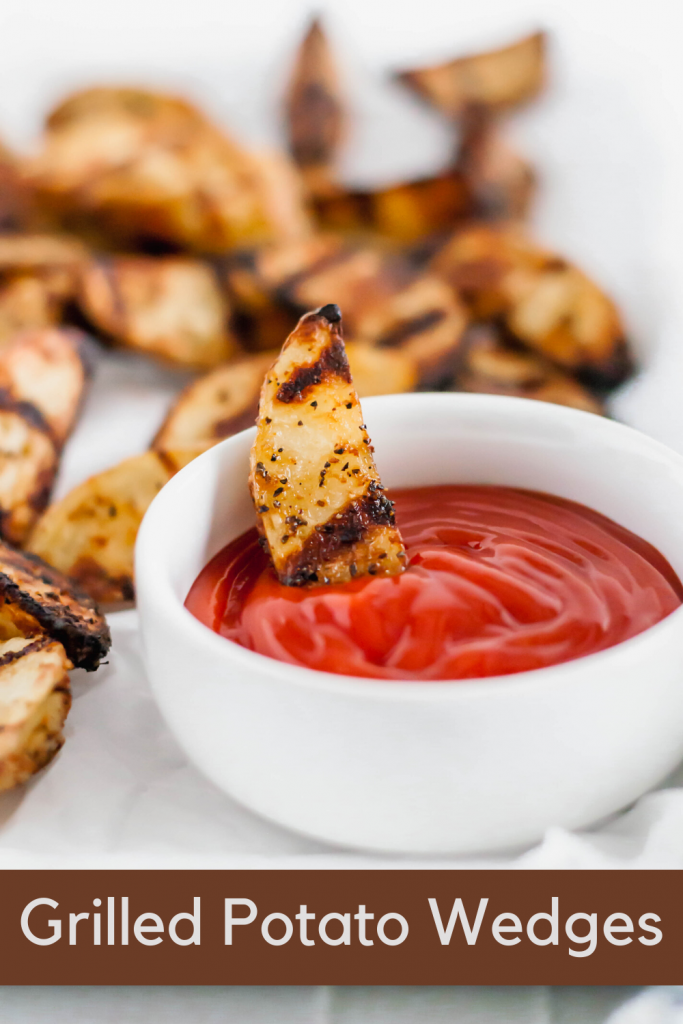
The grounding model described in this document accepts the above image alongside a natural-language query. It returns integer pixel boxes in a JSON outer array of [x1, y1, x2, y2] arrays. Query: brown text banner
[[0, 870, 680, 984]]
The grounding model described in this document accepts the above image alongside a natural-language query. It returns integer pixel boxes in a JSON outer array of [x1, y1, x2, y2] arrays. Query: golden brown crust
[[249, 306, 405, 586], [26, 86, 311, 253], [396, 31, 547, 117]]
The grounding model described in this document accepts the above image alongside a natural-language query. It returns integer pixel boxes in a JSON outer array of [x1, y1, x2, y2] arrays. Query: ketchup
[[185, 486, 683, 681]]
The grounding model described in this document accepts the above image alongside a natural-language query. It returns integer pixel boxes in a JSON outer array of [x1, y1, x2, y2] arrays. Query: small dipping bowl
[[136, 393, 683, 854]]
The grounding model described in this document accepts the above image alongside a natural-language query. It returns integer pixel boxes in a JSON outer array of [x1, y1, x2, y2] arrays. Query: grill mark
[[0, 389, 55, 442], [375, 308, 446, 349], [276, 332, 350, 403], [279, 491, 397, 586], [280, 245, 354, 302], [0, 636, 52, 669]]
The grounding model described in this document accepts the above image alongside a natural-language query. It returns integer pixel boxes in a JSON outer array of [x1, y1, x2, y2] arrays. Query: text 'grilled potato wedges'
[[249, 305, 405, 586], [78, 256, 236, 370], [26, 86, 311, 253], [396, 31, 546, 117], [430, 223, 632, 386], [0, 541, 111, 670], [285, 17, 345, 199], [0, 636, 70, 792], [454, 324, 604, 414], [28, 451, 172, 606]]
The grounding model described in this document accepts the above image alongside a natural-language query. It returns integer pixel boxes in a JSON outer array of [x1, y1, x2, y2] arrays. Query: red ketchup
[[185, 486, 683, 681]]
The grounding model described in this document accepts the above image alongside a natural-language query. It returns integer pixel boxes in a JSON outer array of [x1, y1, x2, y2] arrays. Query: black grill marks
[[279, 491, 397, 586], [276, 324, 351, 403], [376, 308, 446, 349]]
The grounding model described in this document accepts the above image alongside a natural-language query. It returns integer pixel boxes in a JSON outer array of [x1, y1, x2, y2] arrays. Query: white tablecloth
[[1, 0, 682, 1017]]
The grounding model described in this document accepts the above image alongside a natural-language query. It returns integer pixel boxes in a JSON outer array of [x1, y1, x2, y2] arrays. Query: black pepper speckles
[[334, 447, 344, 455], [345, 402, 352, 409], [310, 401, 318, 408], [273, 487, 284, 497], [257, 504, 269, 513], [270, 454, 279, 462]]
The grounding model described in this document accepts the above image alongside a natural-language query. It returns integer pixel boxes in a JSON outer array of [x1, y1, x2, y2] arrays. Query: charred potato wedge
[[396, 31, 546, 117], [431, 224, 632, 386], [78, 256, 235, 370], [314, 171, 471, 242], [227, 237, 468, 388], [0, 541, 110, 670], [455, 106, 535, 221], [153, 352, 274, 456], [455, 325, 604, 414], [0, 328, 93, 446], [26, 87, 310, 252], [0, 636, 71, 792], [27, 451, 172, 605], [249, 305, 405, 586], [285, 18, 345, 199]]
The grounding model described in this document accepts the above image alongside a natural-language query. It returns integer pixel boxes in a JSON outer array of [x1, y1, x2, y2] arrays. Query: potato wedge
[[0, 401, 58, 546], [314, 170, 471, 242], [78, 256, 236, 369], [26, 86, 310, 252], [0, 328, 93, 446], [238, 236, 468, 388], [431, 224, 632, 386], [0, 275, 63, 346], [153, 352, 274, 456], [455, 106, 535, 221], [285, 17, 345, 199], [27, 451, 172, 605], [0, 541, 111, 670], [454, 325, 604, 414], [249, 305, 405, 586], [396, 31, 546, 117], [0, 636, 71, 792], [345, 343, 418, 397], [0, 234, 87, 274]]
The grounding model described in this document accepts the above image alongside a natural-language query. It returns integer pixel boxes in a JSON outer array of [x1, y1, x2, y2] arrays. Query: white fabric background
[[0, 0, 682, 1018]]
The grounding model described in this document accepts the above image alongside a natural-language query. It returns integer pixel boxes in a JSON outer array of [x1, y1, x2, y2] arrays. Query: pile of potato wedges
[[0, 22, 635, 788]]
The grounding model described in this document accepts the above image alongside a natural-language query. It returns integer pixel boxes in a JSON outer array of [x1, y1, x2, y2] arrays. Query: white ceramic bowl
[[136, 393, 683, 854]]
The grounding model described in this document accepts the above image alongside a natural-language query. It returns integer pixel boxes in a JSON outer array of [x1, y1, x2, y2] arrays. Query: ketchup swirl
[[186, 486, 682, 681]]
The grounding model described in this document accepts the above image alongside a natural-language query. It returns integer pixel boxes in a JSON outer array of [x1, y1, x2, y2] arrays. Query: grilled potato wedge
[[0, 541, 110, 670], [27, 451, 172, 605], [0, 402, 58, 546], [455, 325, 604, 414], [396, 31, 546, 117], [153, 352, 273, 457], [249, 305, 405, 586], [78, 256, 235, 370], [0, 328, 93, 446], [0, 636, 71, 792], [285, 17, 345, 199], [236, 237, 468, 388], [314, 170, 471, 242], [26, 86, 310, 252], [431, 224, 632, 386], [455, 106, 535, 221], [0, 328, 93, 545], [154, 342, 417, 463]]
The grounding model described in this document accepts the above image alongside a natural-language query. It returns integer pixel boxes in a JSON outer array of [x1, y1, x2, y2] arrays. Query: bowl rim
[[136, 391, 683, 703]]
